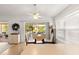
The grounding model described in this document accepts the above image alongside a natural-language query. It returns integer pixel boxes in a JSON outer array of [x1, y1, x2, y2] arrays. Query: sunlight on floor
[[0, 42, 10, 54]]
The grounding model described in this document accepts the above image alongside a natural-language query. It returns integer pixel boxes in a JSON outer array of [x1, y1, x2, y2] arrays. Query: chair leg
[[42, 39, 44, 43], [35, 39, 36, 44]]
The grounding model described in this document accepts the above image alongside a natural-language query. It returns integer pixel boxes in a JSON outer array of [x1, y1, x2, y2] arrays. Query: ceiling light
[[32, 4, 40, 20], [33, 12, 40, 19]]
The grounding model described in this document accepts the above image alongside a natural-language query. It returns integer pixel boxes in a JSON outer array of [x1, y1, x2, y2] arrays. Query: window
[[33, 24, 45, 33], [25, 23, 33, 32], [25, 23, 46, 33], [0, 23, 8, 33]]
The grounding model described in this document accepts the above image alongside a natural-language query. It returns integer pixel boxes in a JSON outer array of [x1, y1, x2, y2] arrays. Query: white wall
[[55, 4, 79, 44]]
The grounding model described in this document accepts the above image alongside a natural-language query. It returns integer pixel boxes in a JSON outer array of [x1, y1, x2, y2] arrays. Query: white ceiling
[[0, 4, 68, 18]]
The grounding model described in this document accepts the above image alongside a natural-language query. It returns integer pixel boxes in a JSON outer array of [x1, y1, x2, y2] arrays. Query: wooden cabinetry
[[8, 33, 20, 44]]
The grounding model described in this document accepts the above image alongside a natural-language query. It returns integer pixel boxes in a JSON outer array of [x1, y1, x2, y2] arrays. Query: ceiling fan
[[32, 4, 41, 20]]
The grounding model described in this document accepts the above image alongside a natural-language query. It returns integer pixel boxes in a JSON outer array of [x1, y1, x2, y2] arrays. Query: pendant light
[[32, 4, 40, 20]]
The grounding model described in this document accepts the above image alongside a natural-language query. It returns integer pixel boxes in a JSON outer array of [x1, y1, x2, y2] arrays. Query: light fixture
[[33, 12, 40, 19], [32, 4, 40, 20]]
